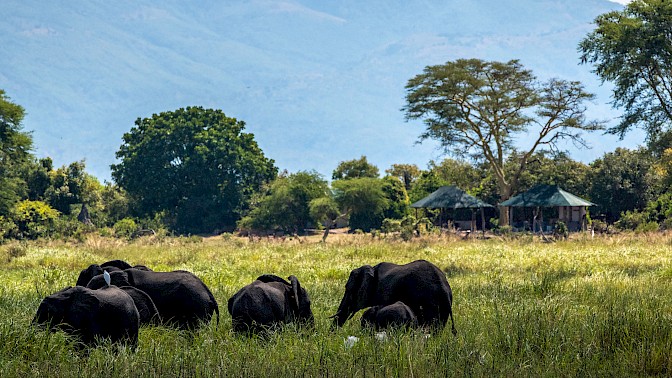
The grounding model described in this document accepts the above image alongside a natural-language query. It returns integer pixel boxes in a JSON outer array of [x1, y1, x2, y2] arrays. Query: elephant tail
[[213, 301, 220, 325], [207, 288, 220, 325]]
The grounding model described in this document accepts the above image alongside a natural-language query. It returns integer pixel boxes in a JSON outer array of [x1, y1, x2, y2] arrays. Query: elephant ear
[[256, 274, 290, 285], [356, 266, 376, 308]]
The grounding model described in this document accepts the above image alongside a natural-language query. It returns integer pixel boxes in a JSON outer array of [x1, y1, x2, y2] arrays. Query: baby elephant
[[361, 301, 418, 330], [33, 286, 140, 348], [228, 274, 313, 333]]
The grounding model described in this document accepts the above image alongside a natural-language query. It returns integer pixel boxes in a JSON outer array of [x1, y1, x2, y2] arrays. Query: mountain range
[[0, 0, 642, 182]]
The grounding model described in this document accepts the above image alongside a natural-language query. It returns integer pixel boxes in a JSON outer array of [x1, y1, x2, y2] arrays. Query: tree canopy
[[112, 107, 277, 234], [579, 0, 672, 139], [238, 170, 329, 234], [403, 59, 602, 224], [332, 156, 379, 180], [0, 90, 32, 216]]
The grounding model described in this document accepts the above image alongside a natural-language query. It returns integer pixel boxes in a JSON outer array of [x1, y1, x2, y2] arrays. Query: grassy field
[[1, 232, 672, 377]]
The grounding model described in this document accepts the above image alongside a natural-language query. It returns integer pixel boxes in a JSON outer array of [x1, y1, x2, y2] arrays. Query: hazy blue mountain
[[0, 0, 638, 181]]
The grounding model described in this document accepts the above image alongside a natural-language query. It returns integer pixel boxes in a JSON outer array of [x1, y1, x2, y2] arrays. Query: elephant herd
[[33, 259, 456, 349]]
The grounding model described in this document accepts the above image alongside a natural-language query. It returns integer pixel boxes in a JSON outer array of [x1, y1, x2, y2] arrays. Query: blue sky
[[0, 0, 644, 182]]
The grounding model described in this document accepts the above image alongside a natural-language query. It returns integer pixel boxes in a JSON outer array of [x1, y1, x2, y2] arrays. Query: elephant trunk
[[331, 295, 354, 328]]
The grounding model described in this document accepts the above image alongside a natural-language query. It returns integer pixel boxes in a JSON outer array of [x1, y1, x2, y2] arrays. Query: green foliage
[[10, 200, 59, 239], [645, 192, 672, 227], [98, 183, 130, 226], [242, 171, 329, 233], [409, 158, 485, 203], [332, 155, 379, 180], [333, 177, 388, 232], [42, 161, 92, 215], [0, 216, 16, 240], [113, 218, 138, 239], [309, 196, 339, 226], [615, 210, 649, 231], [0, 90, 32, 217], [381, 218, 402, 234], [579, 0, 672, 138], [588, 148, 659, 222], [385, 163, 421, 191], [554, 221, 569, 239], [381, 176, 410, 220], [404, 59, 603, 224], [112, 107, 277, 234]]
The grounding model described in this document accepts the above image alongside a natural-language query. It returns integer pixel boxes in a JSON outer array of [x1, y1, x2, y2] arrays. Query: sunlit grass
[[1, 232, 671, 376]]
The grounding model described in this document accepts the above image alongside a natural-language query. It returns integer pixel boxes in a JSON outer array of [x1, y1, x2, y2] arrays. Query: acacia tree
[[112, 107, 277, 234], [579, 0, 672, 138], [403, 59, 602, 225]]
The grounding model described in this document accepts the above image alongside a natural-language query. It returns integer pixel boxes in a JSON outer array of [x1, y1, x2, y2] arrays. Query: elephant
[[361, 301, 418, 330], [117, 286, 161, 325], [87, 268, 219, 330], [76, 260, 153, 287], [228, 274, 313, 333], [33, 285, 139, 348], [331, 259, 456, 335]]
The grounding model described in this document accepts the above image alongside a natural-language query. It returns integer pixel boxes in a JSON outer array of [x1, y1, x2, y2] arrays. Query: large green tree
[[0, 90, 32, 216], [112, 107, 277, 234], [332, 177, 388, 232], [332, 156, 379, 180], [403, 59, 602, 225], [588, 148, 659, 223], [579, 0, 672, 138], [239, 170, 329, 234]]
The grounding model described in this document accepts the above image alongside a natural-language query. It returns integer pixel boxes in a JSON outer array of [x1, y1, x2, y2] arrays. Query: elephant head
[[76, 260, 132, 287], [33, 286, 98, 334], [86, 270, 131, 289], [331, 265, 375, 327]]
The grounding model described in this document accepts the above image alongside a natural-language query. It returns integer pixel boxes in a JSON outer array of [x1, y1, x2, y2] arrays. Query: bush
[[10, 200, 60, 239], [0, 216, 17, 240], [554, 221, 569, 239], [381, 218, 402, 234], [615, 210, 649, 231], [113, 218, 138, 239], [591, 219, 609, 233], [635, 221, 660, 233]]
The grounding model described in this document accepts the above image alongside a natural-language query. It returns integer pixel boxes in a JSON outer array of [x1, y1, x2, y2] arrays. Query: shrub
[[381, 218, 402, 234], [615, 210, 649, 231], [113, 218, 138, 239], [554, 221, 569, 239], [10, 200, 60, 239], [0, 216, 17, 240], [635, 221, 660, 234]]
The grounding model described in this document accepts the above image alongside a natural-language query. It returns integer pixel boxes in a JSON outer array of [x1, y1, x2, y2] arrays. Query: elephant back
[[119, 286, 161, 325], [126, 269, 218, 329]]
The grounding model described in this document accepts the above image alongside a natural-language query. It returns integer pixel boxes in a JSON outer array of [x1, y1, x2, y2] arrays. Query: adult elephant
[[117, 286, 161, 325], [33, 285, 139, 348], [87, 268, 219, 330], [228, 274, 313, 333], [76, 260, 151, 287], [331, 260, 456, 334], [361, 301, 418, 330]]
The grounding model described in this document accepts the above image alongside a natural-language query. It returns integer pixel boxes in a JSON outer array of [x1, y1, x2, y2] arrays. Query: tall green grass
[[1, 233, 671, 376]]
